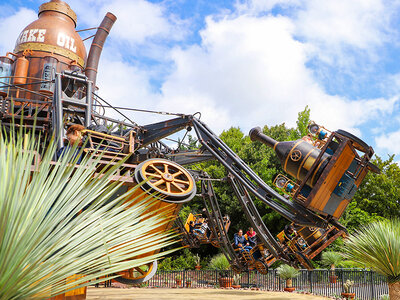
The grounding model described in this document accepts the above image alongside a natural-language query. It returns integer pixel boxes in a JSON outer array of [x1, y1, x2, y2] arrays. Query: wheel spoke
[[144, 172, 162, 178], [166, 182, 171, 193], [172, 182, 185, 192], [172, 170, 183, 177], [173, 178, 190, 185], [149, 164, 163, 175], [164, 163, 169, 173], [135, 266, 146, 275], [153, 179, 165, 187]]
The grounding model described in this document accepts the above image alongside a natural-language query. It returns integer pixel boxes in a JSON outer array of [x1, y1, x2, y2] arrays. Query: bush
[[321, 251, 343, 270], [158, 248, 196, 270], [276, 264, 300, 280], [208, 253, 230, 270]]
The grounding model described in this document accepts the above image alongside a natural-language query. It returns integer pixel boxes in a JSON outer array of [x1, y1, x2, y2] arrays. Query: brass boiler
[[249, 127, 331, 188], [10, 0, 87, 101]]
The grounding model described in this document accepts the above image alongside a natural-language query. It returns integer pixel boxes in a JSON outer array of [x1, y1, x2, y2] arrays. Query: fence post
[[309, 269, 313, 294], [215, 268, 218, 287], [370, 270, 375, 299], [183, 269, 185, 288], [340, 269, 344, 293]]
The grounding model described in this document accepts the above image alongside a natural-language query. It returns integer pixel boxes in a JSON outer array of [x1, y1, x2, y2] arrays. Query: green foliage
[[276, 264, 300, 280], [351, 155, 400, 220], [208, 253, 230, 270], [0, 127, 178, 299], [158, 248, 196, 270], [321, 251, 343, 269], [340, 202, 385, 233], [344, 219, 400, 283], [290, 105, 311, 140]]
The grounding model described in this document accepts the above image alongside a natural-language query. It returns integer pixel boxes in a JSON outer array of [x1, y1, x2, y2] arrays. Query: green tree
[[352, 155, 400, 219]]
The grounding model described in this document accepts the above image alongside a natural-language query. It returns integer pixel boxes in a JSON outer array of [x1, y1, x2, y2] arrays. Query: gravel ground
[[86, 287, 330, 300]]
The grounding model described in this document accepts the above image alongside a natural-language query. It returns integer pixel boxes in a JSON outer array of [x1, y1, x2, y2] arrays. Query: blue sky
[[1, 0, 400, 162]]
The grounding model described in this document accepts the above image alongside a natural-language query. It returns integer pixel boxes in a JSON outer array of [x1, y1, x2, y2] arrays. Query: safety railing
[[100, 269, 389, 300]]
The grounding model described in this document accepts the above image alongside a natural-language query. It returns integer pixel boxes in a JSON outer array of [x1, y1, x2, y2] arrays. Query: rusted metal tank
[[9, 0, 86, 101]]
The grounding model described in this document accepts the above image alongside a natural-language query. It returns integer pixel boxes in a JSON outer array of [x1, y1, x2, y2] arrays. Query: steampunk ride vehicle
[[0, 0, 379, 291]]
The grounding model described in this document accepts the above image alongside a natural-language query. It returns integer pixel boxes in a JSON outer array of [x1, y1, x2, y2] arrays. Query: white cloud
[[0, 8, 36, 55], [68, 0, 187, 45], [295, 0, 392, 49], [155, 13, 398, 135], [2, 0, 399, 151], [375, 130, 400, 156], [235, 0, 300, 14]]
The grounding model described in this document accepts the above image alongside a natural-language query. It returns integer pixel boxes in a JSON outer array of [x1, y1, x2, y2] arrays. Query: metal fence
[[137, 269, 388, 300]]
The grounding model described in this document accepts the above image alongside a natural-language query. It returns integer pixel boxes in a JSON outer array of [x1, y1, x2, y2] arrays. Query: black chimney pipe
[[85, 12, 117, 88]]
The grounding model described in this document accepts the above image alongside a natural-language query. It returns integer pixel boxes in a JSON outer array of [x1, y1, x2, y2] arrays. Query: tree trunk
[[389, 281, 400, 300]]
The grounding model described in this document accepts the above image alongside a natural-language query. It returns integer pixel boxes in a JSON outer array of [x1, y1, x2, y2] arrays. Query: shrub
[[321, 251, 343, 270], [276, 264, 300, 280], [208, 253, 230, 270]]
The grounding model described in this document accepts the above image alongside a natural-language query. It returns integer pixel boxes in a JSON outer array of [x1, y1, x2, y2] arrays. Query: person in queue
[[57, 124, 85, 163], [234, 229, 252, 252], [246, 227, 257, 247]]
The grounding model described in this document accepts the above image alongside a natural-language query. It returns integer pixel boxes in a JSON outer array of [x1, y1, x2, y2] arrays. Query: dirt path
[[87, 287, 330, 300]]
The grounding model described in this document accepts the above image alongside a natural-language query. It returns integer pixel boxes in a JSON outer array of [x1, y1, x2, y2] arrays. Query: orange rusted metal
[[9, 0, 86, 102]]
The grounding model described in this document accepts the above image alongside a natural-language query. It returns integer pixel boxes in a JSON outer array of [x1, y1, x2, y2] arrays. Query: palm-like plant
[[0, 128, 178, 299], [276, 264, 299, 288], [321, 251, 343, 270], [208, 253, 230, 270], [344, 219, 400, 300]]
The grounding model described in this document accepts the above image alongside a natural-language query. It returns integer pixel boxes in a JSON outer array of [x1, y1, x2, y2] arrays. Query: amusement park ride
[[0, 0, 379, 289]]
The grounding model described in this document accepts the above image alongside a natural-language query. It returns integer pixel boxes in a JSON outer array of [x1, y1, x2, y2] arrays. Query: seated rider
[[246, 227, 257, 247], [189, 221, 195, 234], [57, 124, 85, 163], [193, 220, 209, 239], [283, 224, 297, 243], [234, 229, 252, 252]]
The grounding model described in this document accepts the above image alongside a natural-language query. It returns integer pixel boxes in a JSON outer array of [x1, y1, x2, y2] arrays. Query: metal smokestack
[[249, 126, 278, 148], [85, 12, 117, 88]]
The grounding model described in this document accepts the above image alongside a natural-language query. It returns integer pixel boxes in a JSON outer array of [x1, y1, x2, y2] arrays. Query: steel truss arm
[[191, 117, 325, 227], [227, 174, 285, 259], [197, 173, 244, 270]]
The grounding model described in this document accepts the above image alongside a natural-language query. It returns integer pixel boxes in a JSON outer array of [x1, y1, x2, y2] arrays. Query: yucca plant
[[344, 219, 400, 300], [321, 251, 343, 271], [276, 264, 299, 288], [208, 253, 230, 270], [0, 126, 179, 299]]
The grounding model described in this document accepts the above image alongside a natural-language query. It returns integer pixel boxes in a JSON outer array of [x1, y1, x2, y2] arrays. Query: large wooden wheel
[[135, 159, 196, 203], [255, 260, 268, 275], [114, 260, 158, 285]]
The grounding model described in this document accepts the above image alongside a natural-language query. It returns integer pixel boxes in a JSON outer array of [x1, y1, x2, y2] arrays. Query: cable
[[92, 93, 139, 127], [92, 103, 186, 117]]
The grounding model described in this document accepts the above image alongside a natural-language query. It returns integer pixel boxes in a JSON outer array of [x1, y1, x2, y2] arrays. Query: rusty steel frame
[[3, 71, 363, 272]]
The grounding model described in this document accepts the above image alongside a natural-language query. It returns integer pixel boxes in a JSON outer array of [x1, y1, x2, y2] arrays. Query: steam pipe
[[249, 126, 278, 148], [85, 12, 117, 87]]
